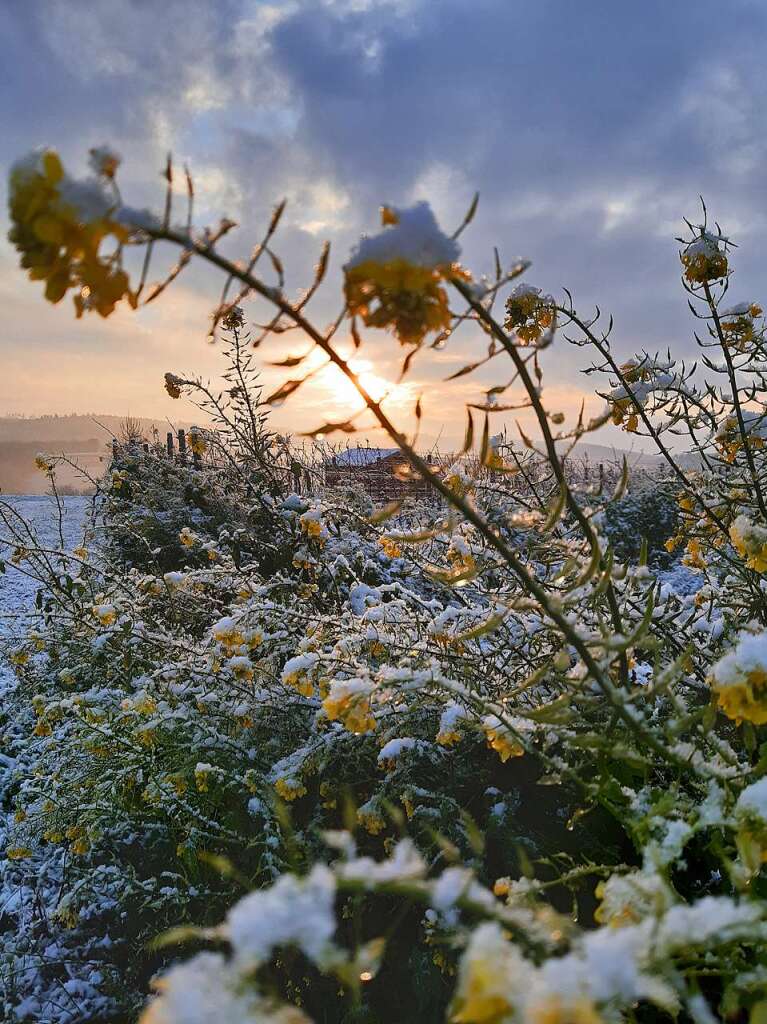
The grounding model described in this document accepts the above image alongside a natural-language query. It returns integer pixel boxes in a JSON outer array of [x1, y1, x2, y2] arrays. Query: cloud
[[3, 0, 767, 446]]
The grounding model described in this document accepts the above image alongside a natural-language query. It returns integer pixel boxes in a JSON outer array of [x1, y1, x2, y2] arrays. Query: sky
[[3, 0, 767, 449]]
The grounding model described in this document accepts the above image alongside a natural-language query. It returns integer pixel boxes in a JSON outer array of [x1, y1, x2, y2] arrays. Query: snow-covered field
[[0, 496, 90, 681]]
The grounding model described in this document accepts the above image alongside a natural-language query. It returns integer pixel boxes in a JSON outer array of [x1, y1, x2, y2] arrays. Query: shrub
[[3, 149, 767, 1023]]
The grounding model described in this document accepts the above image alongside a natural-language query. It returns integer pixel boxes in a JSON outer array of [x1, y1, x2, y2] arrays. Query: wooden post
[[191, 429, 202, 469], [166, 432, 174, 457], [177, 429, 187, 463]]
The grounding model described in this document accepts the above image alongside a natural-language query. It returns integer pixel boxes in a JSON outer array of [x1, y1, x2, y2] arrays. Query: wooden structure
[[324, 447, 433, 501]]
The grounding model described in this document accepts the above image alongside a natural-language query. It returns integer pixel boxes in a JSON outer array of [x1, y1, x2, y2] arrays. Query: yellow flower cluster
[[274, 777, 307, 801], [164, 372, 183, 399], [299, 511, 325, 541], [357, 802, 387, 835], [450, 922, 521, 1023], [715, 415, 766, 464], [482, 717, 524, 763], [708, 633, 767, 724], [111, 469, 129, 491], [188, 431, 207, 457], [528, 996, 602, 1024], [593, 870, 670, 928], [720, 302, 763, 351], [379, 535, 402, 558], [344, 204, 466, 347], [730, 515, 767, 572], [504, 284, 555, 344], [346, 259, 455, 347], [681, 232, 728, 284], [323, 678, 377, 734], [211, 617, 246, 654], [8, 149, 136, 317], [92, 603, 118, 626], [6, 845, 33, 861], [682, 538, 706, 570]]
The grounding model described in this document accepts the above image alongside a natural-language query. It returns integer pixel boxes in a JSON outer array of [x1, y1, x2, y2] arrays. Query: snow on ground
[[0, 496, 90, 654]]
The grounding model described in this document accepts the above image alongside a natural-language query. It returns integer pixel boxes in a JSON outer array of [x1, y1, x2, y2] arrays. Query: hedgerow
[[2, 147, 767, 1023]]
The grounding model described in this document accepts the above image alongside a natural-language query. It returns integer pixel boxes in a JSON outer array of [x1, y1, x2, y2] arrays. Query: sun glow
[[326, 359, 411, 410]]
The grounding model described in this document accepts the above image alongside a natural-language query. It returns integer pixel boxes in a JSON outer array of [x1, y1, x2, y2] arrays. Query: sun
[[325, 359, 409, 410]]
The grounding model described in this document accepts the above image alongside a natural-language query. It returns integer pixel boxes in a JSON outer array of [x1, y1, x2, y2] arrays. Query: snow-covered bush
[[4, 150, 767, 1022]]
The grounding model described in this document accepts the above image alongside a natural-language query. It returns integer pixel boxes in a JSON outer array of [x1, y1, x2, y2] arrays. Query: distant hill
[[0, 415, 201, 495]]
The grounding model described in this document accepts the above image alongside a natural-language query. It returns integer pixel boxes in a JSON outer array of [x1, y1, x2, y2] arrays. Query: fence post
[[166, 432, 174, 457], [177, 429, 187, 463], [190, 428, 202, 469]]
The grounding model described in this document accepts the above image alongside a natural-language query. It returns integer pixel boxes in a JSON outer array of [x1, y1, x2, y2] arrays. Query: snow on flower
[[339, 838, 426, 885], [225, 864, 337, 969], [8, 148, 136, 316], [323, 676, 377, 733], [140, 951, 311, 1024], [708, 630, 767, 724], [504, 283, 555, 344], [681, 228, 728, 284], [730, 514, 767, 572], [344, 202, 464, 346]]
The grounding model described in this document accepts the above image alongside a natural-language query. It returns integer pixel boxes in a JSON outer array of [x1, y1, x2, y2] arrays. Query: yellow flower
[[527, 996, 603, 1024], [9, 650, 30, 667], [92, 603, 117, 626], [211, 616, 245, 654], [437, 727, 462, 747], [35, 454, 53, 473], [593, 870, 670, 928], [379, 535, 402, 558], [682, 538, 706, 569], [89, 146, 121, 179], [299, 510, 325, 542], [681, 231, 728, 284], [450, 922, 526, 1024], [282, 662, 316, 698], [274, 777, 307, 801], [179, 527, 197, 548], [6, 846, 33, 860], [720, 303, 762, 350], [357, 803, 387, 835], [346, 259, 455, 347], [504, 284, 555, 344], [323, 678, 377, 734], [730, 515, 767, 572], [188, 431, 207, 456], [228, 656, 255, 681], [8, 148, 135, 317], [482, 717, 524, 763], [344, 202, 465, 347], [164, 372, 183, 399], [709, 633, 767, 724], [121, 691, 157, 715]]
